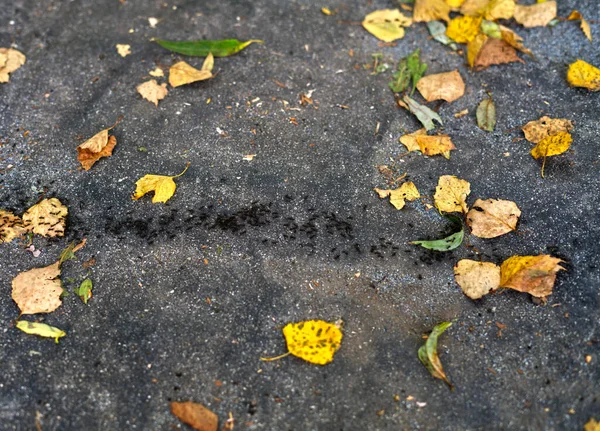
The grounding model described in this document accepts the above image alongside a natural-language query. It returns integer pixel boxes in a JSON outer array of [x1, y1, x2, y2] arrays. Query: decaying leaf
[[132, 163, 189, 204], [169, 61, 213, 88], [22, 198, 68, 238], [362, 9, 412, 42], [530, 132, 572, 178], [567, 11, 592, 42], [466, 198, 520, 238], [16, 321, 66, 344], [500, 255, 565, 298], [416, 135, 456, 159], [399, 95, 443, 131], [77, 120, 120, 170], [410, 215, 464, 251], [116, 44, 131, 57], [521, 116, 573, 144], [476, 96, 496, 132], [136, 79, 168, 106], [0, 210, 26, 243], [454, 260, 501, 299], [171, 401, 218, 431], [155, 38, 262, 57], [434, 175, 470, 214], [12, 261, 62, 315], [567, 59, 600, 92], [389, 48, 427, 94], [413, 0, 451, 23], [416, 70, 465, 103], [427, 21, 459, 50], [472, 37, 523, 70], [75, 279, 93, 304], [585, 418, 600, 431], [399, 128, 427, 152], [0, 48, 26, 83], [460, 0, 515, 21], [446, 15, 482, 43], [374, 181, 420, 210], [514, 1, 556, 28], [419, 321, 453, 389]]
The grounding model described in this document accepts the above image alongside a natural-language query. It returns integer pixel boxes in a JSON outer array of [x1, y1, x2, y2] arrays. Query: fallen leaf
[[454, 108, 469, 118], [137, 79, 168, 106], [514, 1, 556, 28], [321, 7, 333, 16], [400, 95, 443, 131], [499, 26, 533, 57], [362, 9, 412, 42], [58, 239, 87, 265], [566, 59, 600, 92], [434, 175, 470, 213], [22, 198, 68, 238], [567, 11, 592, 42], [460, 0, 515, 21], [427, 21, 459, 50], [116, 44, 131, 57], [446, 15, 482, 43], [530, 132, 572, 178], [16, 321, 66, 344], [416, 134, 456, 159], [12, 261, 62, 314], [132, 163, 189, 203], [399, 128, 427, 152], [0, 48, 26, 83], [171, 401, 218, 431], [201, 52, 214, 73], [77, 120, 120, 170], [389, 48, 427, 94], [454, 260, 501, 299], [413, 0, 451, 23], [169, 59, 213, 88], [419, 321, 453, 388], [476, 96, 496, 132], [466, 198, 520, 238], [242, 154, 256, 161], [374, 181, 420, 210], [500, 255, 565, 298], [149, 67, 164, 77], [148, 17, 159, 28], [417, 70, 465, 103], [467, 33, 488, 68], [585, 418, 600, 431], [473, 37, 523, 70], [521, 116, 573, 144], [0, 210, 26, 243], [410, 215, 464, 251], [155, 38, 262, 57], [446, 0, 466, 9], [75, 279, 93, 304]]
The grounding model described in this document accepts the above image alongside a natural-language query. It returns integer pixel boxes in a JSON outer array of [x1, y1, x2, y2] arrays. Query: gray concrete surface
[[0, 0, 599, 430]]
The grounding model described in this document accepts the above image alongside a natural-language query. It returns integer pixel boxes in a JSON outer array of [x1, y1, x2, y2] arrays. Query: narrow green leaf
[[418, 321, 453, 389], [59, 242, 77, 265], [477, 96, 496, 132], [154, 38, 262, 57], [426, 21, 458, 51], [402, 95, 443, 131], [16, 320, 66, 344], [410, 215, 464, 251], [75, 279, 93, 304], [389, 48, 427, 94]]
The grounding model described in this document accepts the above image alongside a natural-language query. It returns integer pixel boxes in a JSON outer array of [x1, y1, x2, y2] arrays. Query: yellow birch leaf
[[22, 198, 68, 238], [466, 198, 521, 238], [399, 128, 427, 152], [0, 210, 26, 243], [446, 0, 466, 10], [461, 0, 514, 20], [16, 321, 66, 343], [416, 70, 465, 103], [132, 163, 189, 204], [513, 1, 556, 28], [201, 52, 214, 73], [413, 0, 451, 23], [137, 79, 168, 106], [567, 59, 600, 91], [361, 9, 412, 42], [0, 47, 26, 83], [585, 418, 600, 431], [416, 135, 456, 159], [12, 261, 62, 314], [521, 116, 573, 144], [434, 175, 470, 214], [467, 33, 488, 67], [454, 259, 501, 299], [169, 61, 213, 87], [446, 15, 482, 43], [283, 319, 343, 365], [500, 255, 565, 298], [530, 132, 572, 178], [116, 44, 131, 57], [374, 181, 420, 210], [567, 11, 592, 42]]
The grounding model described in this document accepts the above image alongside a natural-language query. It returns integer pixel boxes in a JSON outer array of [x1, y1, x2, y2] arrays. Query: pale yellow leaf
[[461, 0, 515, 20], [12, 261, 62, 315], [201, 52, 214, 73], [362, 9, 412, 42], [0, 47, 26, 83], [16, 321, 66, 343], [466, 198, 521, 238], [0, 210, 26, 243], [149, 67, 164, 77], [137, 79, 168, 106], [513, 1, 556, 28], [116, 44, 131, 57], [169, 61, 213, 88], [132, 164, 189, 204], [22, 198, 68, 238], [434, 175, 470, 213], [374, 181, 420, 210], [416, 70, 465, 103], [454, 259, 501, 299]]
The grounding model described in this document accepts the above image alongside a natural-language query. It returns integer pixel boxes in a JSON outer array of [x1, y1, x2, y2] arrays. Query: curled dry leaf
[[460, 0, 515, 21], [530, 132, 572, 178], [132, 163, 189, 204], [170, 401, 218, 431], [0, 209, 26, 243], [500, 255, 565, 298], [521, 116, 573, 144], [116, 44, 131, 57], [476, 96, 496, 132], [16, 321, 66, 344], [416, 70, 465, 103], [446, 15, 482, 43], [419, 321, 453, 389], [169, 55, 214, 88], [136, 79, 168, 106], [466, 198, 521, 238], [0, 48, 26, 83], [470, 37, 523, 70], [513, 1, 556, 28], [567, 11, 592, 42], [77, 121, 120, 170], [22, 198, 68, 238], [434, 175, 470, 214], [374, 181, 420, 210], [454, 259, 501, 299], [413, 0, 451, 23], [362, 9, 412, 42], [12, 261, 62, 315], [567, 60, 600, 92]]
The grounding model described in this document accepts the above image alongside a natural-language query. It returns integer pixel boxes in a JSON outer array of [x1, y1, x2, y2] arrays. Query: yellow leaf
[[467, 33, 488, 67], [454, 259, 500, 299], [22, 198, 68, 238], [413, 0, 451, 23], [374, 181, 420, 210], [445, 0, 466, 10], [399, 128, 427, 152], [136, 79, 168, 106], [12, 261, 62, 315], [0, 47, 26, 83], [149, 67, 164, 77], [416, 135, 456, 159], [461, 0, 515, 21], [361, 9, 412, 42], [201, 52, 214, 73], [283, 319, 343, 365], [500, 255, 565, 298], [513, 1, 556, 28], [16, 320, 66, 343], [585, 418, 600, 431], [116, 44, 131, 57], [416, 70, 465, 103], [169, 61, 213, 87], [434, 175, 470, 213], [567, 11, 592, 42], [521, 116, 573, 144], [530, 132, 572, 178], [466, 198, 521, 238], [499, 26, 533, 57], [0, 210, 26, 243], [132, 163, 189, 204], [321, 7, 333, 16], [446, 15, 482, 43], [567, 59, 600, 91]]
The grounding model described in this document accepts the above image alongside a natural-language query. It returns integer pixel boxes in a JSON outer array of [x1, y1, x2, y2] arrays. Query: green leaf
[[426, 21, 458, 51], [75, 279, 93, 304], [154, 38, 262, 57], [418, 321, 452, 389], [480, 20, 502, 39], [59, 242, 77, 265], [389, 48, 427, 94], [476, 96, 496, 132], [410, 215, 464, 251], [16, 320, 66, 344], [401, 95, 443, 131]]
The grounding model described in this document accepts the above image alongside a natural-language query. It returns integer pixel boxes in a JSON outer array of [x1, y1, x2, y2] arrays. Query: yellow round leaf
[[362, 9, 412, 42], [446, 15, 482, 43], [282, 319, 343, 365], [567, 59, 600, 91]]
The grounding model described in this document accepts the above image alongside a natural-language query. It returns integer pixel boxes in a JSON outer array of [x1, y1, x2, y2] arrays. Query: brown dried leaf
[[171, 401, 218, 431], [500, 255, 565, 298], [416, 70, 465, 103], [454, 259, 501, 299], [466, 198, 521, 238], [473, 38, 523, 70], [513, 1, 556, 28], [0, 210, 26, 243], [413, 0, 451, 23], [0, 48, 26, 83], [12, 261, 62, 314], [22, 198, 68, 238], [169, 61, 213, 87], [521, 116, 573, 144], [77, 124, 118, 170], [137, 79, 168, 106], [416, 135, 456, 159]]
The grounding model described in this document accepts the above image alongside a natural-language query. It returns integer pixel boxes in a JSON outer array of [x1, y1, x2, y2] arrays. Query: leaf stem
[[173, 162, 191, 178], [259, 351, 291, 362]]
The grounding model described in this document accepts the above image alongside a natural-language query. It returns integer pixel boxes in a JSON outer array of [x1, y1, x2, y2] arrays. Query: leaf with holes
[[521, 116, 573, 144]]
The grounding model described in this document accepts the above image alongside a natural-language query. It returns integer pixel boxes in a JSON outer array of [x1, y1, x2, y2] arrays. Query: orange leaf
[[500, 255, 565, 298], [170, 401, 218, 431]]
